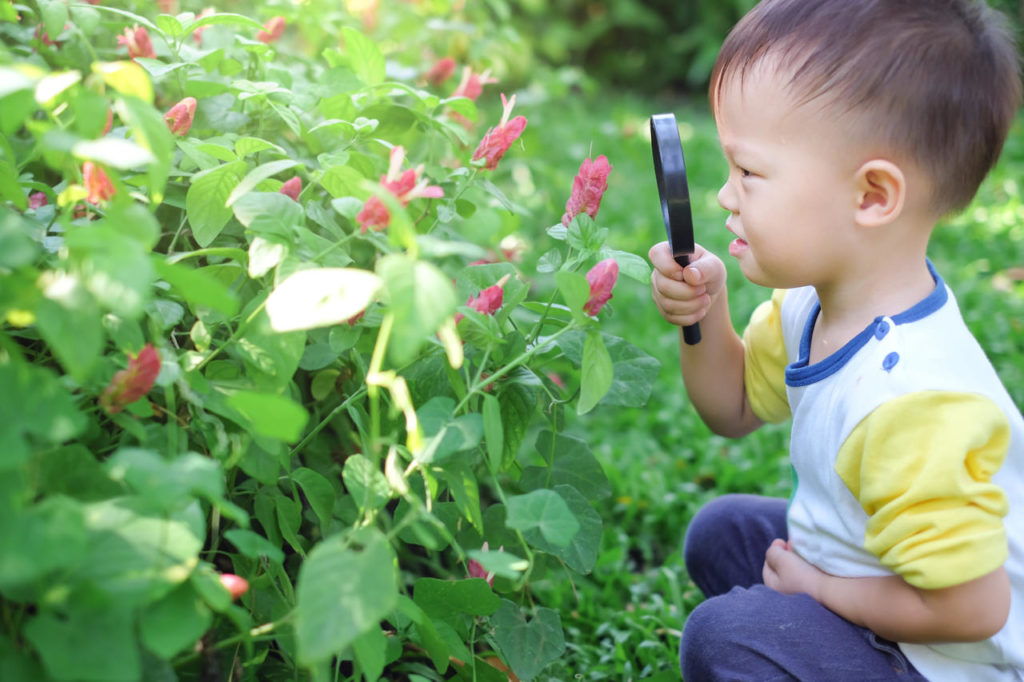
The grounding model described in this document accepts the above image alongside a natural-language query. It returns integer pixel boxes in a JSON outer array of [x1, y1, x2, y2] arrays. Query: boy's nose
[[717, 181, 737, 213]]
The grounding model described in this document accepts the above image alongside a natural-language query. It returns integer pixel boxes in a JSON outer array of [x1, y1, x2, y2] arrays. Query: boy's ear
[[854, 159, 905, 227]]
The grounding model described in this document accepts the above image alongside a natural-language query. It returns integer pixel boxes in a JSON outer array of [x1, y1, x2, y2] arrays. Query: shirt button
[[874, 320, 890, 339], [883, 352, 899, 372]]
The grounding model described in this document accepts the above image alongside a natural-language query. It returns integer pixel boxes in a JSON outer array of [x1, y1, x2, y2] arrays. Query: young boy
[[649, 0, 1023, 679]]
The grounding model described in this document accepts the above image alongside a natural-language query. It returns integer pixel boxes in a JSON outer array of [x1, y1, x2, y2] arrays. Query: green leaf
[[114, 95, 174, 203], [396, 595, 450, 673], [295, 530, 398, 666], [557, 332, 660, 408], [35, 273, 104, 382], [521, 431, 612, 501], [599, 247, 652, 282], [39, 0, 69, 42], [72, 137, 155, 169], [233, 305, 305, 391], [578, 327, 613, 414], [376, 254, 457, 366], [490, 600, 566, 682], [465, 548, 529, 580], [353, 627, 387, 681], [93, 60, 153, 104], [226, 159, 301, 206], [0, 359, 85, 449], [505, 489, 579, 548], [26, 604, 140, 682], [140, 582, 213, 658], [105, 448, 231, 514], [292, 467, 335, 530], [482, 393, 504, 473], [226, 390, 309, 442], [341, 27, 386, 86], [232, 192, 304, 237], [342, 454, 391, 513], [153, 257, 240, 316], [413, 577, 501, 619], [521, 485, 602, 574], [442, 460, 483, 532], [0, 496, 88, 591], [28, 444, 120, 501], [65, 223, 153, 318], [235, 136, 286, 158], [553, 269, 591, 325], [185, 160, 247, 246], [266, 267, 381, 332], [224, 528, 285, 564]]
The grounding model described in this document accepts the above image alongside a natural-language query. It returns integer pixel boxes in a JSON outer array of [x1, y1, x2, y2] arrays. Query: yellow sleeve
[[742, 289, 790, 424], [836, 392, 1010, 589]]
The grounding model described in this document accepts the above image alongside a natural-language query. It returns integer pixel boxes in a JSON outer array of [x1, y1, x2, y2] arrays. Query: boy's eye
[[740, 167, 752, 178]]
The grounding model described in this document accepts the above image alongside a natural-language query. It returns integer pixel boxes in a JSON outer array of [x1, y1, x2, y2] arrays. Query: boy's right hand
[[649, 241, 726, 328]]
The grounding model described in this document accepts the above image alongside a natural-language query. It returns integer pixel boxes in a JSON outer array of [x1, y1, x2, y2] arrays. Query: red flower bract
[[584, 258, 618, 316], [279, 176, 302, 201], [82, 162, 115, 204], [561, 155, 612, 227], [117, 25, 156, 59], [257, 16, 285, 43], [457, 274, 510, 323], [425, 57, 456, 86], [28, 192, 47, 209], [472, 94, 527, 171], [356, 146, 443, 233], [163, 97, 196, 136], [100, 343, 161, 414], [451, 66, 496, 101], [219, 573, 249, 601]]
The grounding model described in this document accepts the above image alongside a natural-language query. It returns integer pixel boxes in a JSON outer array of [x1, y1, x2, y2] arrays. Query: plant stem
[[287, 388, 367, 458], [193, 298, 267, 372], [454, 324, 576, 414]]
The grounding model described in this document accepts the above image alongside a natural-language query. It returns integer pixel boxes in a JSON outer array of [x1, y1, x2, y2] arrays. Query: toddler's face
[[713, 65, 863, 290]]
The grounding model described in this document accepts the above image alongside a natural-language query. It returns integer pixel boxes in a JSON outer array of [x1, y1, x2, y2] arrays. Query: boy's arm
[[649, 241, 763, 437], [764, 540, 1010, 642]]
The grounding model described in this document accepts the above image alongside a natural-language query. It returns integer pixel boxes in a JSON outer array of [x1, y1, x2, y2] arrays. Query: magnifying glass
[[651, 113, 701, 345]]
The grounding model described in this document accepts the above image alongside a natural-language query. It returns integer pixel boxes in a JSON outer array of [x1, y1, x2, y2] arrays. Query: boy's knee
[[683, 495, 744, 571], [680, 595, 747, 679]]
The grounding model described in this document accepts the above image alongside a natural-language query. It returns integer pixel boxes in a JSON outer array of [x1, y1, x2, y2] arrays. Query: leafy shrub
[[508, 0, 757, 93], [0, 1, 658, 680]]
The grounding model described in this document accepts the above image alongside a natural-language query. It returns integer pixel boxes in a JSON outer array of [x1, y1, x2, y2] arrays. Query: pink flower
[[100, 343, 161, 414], [472, 94, 527, 171], [561, 155, 612, 227], [117, 25, 156, 59], [356, 146, 443, 233], [193, 8, 215, 45], [451, 67, 496, 101], [28, 192, 47, 209], [102, 107, 114, 135], [584, 258, 618, 316], [158, 0, 177, 13], [163, 97, 196, 136], [219, 573, 249, 601], [467, 542, 501, 587], [279, 176, 302, 201], [82, 162, 115, 204], [456, 274, 510, 324], [424, 57, 456, 86], [257, 16, 285, 43]]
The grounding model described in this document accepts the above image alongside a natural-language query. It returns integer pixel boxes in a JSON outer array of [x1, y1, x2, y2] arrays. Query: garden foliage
[[0, 1, 659, 680]]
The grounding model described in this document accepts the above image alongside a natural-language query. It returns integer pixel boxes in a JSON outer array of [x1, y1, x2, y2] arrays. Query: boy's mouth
[[728, 237, 749, 258]]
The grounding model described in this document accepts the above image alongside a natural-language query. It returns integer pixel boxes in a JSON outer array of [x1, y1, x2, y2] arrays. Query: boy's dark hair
[[710, 0, 1021, 215]]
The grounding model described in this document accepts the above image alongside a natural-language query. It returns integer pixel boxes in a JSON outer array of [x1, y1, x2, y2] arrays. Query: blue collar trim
[[784, 261, 947, 387]]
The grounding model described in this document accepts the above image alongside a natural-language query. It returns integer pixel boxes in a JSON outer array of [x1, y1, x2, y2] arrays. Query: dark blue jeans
[[680, 494, 928, 681]]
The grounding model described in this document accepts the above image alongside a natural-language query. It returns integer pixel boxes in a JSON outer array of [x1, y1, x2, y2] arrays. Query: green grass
[[504, 85, 1024, 679]]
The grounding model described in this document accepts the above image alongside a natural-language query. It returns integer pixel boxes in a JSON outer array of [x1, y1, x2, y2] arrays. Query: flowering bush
[[0, 1, 657, 680]]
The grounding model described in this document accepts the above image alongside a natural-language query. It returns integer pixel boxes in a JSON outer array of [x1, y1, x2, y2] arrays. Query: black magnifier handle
[[650, 113, 701, 345]]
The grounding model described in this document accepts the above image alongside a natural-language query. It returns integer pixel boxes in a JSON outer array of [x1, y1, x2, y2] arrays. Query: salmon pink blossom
[[472, 94, 527, 171], [82, 162, 115, 204], [279, 176, 302, 201], [219, 573, 249, 601], [117, 25, 156, 59], [451, 67, 496, 101], [257, 16, 285, 43], [456, 274, 510, 324], [424, 57, 456, 86], [28, 192, 47, 209], [100, 343, 161, 414], [356, 146, 443, 233], [584, 258, 618, 316], [561, 155, 612, 227], [163, 97, 196, 136]]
